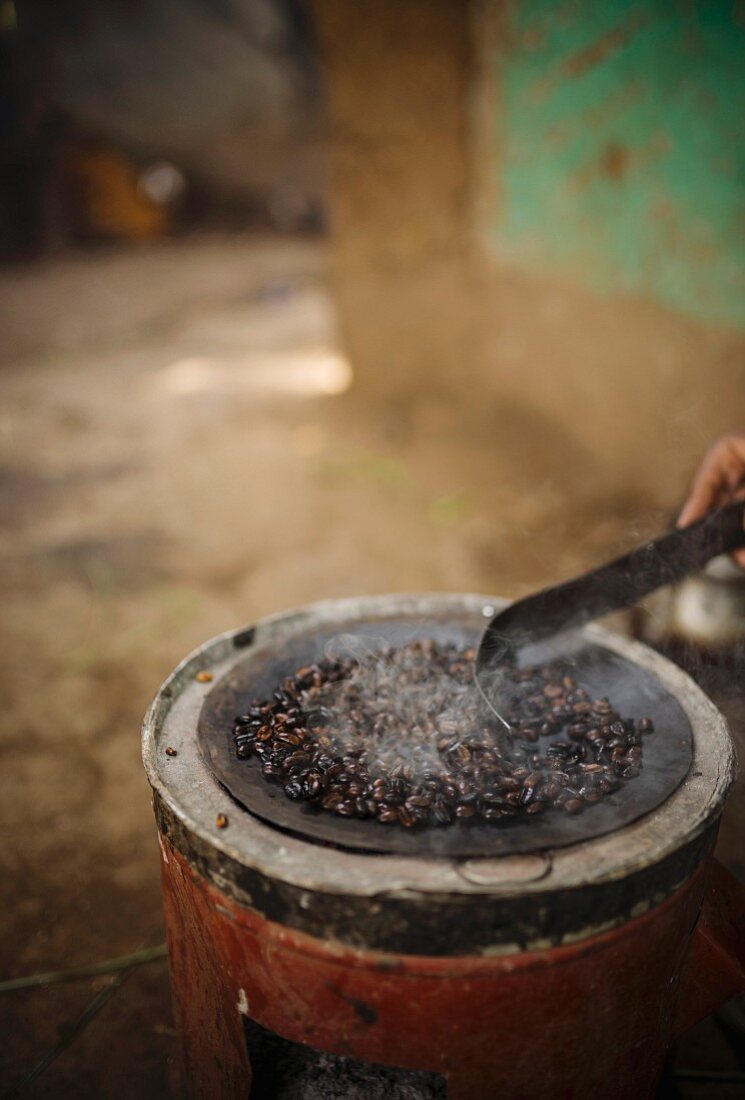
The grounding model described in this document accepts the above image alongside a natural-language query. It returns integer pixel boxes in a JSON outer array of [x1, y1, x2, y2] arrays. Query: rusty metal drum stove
[[142, 595, 745, 1099]]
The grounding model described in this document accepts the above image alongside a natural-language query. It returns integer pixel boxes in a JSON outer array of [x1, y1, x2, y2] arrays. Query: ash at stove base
[[244, 1017, 446, 1100]]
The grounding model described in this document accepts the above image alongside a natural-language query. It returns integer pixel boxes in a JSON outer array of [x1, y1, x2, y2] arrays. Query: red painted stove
[[143, 595, 745, 1099]]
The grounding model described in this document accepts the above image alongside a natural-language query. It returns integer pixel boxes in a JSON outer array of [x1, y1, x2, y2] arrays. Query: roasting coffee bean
[[232, 639, 649, 829], [455, 804, 476, 819]]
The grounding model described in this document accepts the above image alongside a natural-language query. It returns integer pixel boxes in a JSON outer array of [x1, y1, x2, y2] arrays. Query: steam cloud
[[302, 633, 516, 781]]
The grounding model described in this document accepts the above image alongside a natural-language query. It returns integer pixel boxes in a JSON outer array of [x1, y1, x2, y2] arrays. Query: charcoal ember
[[232, 640, 649, 829]]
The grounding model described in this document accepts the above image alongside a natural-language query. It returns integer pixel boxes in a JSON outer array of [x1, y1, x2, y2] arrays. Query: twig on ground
[[0, 944, 167, 995]]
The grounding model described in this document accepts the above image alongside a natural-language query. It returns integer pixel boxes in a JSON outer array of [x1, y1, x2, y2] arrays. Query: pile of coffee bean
[[232, 640, 653, 828]]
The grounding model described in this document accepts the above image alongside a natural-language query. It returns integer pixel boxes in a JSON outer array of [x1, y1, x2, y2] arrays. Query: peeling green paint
[[490, 1, 744, 326]]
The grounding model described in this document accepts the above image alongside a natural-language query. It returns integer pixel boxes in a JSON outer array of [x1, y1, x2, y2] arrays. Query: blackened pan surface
[[198, 613, 693, 856]]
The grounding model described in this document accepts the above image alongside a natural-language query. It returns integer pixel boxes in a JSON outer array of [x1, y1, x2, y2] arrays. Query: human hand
[[677, 434, 745, 568]]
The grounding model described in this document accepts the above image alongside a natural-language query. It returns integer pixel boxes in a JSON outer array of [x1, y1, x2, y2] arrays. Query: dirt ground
[[1, 232, 743, 1097]]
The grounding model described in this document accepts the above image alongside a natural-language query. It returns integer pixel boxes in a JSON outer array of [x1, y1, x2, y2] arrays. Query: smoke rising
[[303, 635, 516, 781]]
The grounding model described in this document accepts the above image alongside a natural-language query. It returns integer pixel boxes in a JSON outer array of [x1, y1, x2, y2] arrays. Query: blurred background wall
[[487, 0, 743, 327], [313, 0, 744, 497], [2, 0, 324, 252]]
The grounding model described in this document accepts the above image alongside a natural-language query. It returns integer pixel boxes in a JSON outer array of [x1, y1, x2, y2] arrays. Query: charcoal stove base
[[159, 842, 744, 1100], [143, 595, 745, 1099]]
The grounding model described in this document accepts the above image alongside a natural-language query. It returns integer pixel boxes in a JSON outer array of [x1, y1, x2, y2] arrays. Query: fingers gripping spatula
[[476, 500, 745, 693]]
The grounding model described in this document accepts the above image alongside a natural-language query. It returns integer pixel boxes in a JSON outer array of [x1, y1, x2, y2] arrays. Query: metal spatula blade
[[476, 499, 745, 675]]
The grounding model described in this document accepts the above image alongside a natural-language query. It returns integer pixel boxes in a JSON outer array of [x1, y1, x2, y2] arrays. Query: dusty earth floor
[[0, 233, 743, 1097]]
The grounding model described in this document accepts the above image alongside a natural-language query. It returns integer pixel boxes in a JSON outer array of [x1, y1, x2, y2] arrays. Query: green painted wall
[[490, 0, 744, 326]]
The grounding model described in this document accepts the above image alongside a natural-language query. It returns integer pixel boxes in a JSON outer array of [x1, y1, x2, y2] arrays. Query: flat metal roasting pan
[[198, 610, 693, 857]]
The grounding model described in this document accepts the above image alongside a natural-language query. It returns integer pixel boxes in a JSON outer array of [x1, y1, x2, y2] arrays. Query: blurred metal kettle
[[634, 554, 745, 653]]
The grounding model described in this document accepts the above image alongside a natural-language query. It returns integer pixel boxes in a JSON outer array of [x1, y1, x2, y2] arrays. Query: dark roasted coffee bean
[[456, 784, 478, 804], [563, 798, 584, 815], [287, 751, 311, 769], [321, 790, 343, 810], [304, 773, 322, 799], [455, 804, 475, 819], [578, 786, 602, 803], [638, 717, 654, 733], [433, 798, 454, 825]]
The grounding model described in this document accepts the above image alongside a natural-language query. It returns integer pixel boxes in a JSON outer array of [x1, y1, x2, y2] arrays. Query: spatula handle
[[608, 497, 745, 594], [478, 500, 745, 669]]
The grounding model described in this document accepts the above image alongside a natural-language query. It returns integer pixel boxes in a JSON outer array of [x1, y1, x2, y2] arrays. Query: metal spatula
[[476, 499, 745, 675]]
